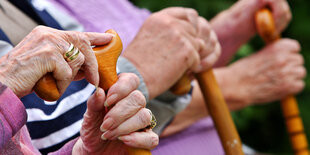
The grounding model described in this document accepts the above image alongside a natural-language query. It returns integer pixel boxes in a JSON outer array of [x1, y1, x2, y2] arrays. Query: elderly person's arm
[[161, 39, 305, 137], [0, 26, 158, 154], [211, 0, 291, 66]]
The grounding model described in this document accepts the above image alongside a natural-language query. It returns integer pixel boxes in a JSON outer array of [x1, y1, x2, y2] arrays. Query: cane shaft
[[195, 70, 244, 155], [256, 8, 309, 155]]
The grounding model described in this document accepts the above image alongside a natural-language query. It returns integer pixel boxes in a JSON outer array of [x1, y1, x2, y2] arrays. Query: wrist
[[211, 0, 266, 44], [72, 138, 88, 155], [214, 67, 251, 111]]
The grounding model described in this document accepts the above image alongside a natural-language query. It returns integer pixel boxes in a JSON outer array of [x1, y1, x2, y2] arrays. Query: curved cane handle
[[34, 29, 152, 154], [34, 73, 60, 101], [256, 8, 309, 155]]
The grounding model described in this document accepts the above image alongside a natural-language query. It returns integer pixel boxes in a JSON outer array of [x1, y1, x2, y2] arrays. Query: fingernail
[[117, 136, 123, 141], [101, 133, 107, 140], [95, 86, 100, 96], [106, 94, 118, 107], [104, 101, 108, 107], [100, 125, 107, 132], [101, 117, 114, 131], [106, 33, 116, 38]]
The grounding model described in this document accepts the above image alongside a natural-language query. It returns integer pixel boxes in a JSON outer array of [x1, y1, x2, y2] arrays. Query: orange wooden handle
[[196, 70, 244, 155], [34, 29, 151, 154], [170, 74, 192, 95], [34, 73, 60, 101], [256, 8, 309, 155]]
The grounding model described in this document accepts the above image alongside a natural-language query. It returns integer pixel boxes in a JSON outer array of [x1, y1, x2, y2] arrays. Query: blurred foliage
[[131, 0, 310, 154]]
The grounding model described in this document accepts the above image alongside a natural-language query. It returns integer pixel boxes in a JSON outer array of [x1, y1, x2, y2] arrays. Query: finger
[[59, 47, 85, 92], [86, 87, 106, 112], [200, 30, 218, 60], [64, 32, 113, 86], [194, 42, 221, 72], [270, 39, 301, 53], [287, 54, 304, 66], [197, 17, 211, 42], [269, 0, 291, 33], [51, 53, 73, 95], [175, 18, 197, 37], [102, 108, 152, 140], [287, 80, 305, 95], [73, 70, 85, 81], [100, 90, 146, 131], [83, 32, 114, 46], [163, 7, 199, 34], [288, 66, 307, 79], [105, 73, 140, 107], [118, 129, 159, 150]]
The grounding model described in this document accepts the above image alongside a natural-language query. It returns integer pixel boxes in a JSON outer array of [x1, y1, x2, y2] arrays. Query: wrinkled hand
[[161, 39, 305, 136], [0, 26, 112, 98], [211, 0, 291, 66], [73, 73, 158, 154], [224, 39, 305, 107], [123, 7, 220, 99], [225, 0, 291, 36]]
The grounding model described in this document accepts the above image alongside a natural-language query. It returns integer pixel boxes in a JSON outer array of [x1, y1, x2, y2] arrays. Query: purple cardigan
[[0, 83, 77, 154]]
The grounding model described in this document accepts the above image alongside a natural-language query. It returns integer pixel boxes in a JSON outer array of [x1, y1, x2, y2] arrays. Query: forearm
[[213, 67, 251, 111], [211, 0, 264, 66]]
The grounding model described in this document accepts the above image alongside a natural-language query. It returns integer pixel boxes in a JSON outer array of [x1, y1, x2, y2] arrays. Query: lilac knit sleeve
[[0, 83, 27, 149]]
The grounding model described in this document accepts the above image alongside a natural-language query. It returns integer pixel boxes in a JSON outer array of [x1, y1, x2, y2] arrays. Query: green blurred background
[[131, 0, 310, 154]]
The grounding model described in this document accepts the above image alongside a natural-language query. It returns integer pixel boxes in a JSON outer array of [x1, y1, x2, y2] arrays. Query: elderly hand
[[0, 26, 112, 98], [73, 73, 158, 154], [161, 39, 305, 137], [223, 39, 305, 108], [212, 0, 291, 66], [123, 7, 220, 99]]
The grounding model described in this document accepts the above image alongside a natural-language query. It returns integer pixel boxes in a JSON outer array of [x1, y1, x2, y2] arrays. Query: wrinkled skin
[[212, 0, 292, 66], [0, 26, 113, 97], [161, 39, 305, 137], [73, 73, 158, 154], [123, 7, 221, 99]]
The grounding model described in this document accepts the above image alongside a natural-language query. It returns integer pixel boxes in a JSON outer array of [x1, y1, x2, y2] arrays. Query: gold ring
[[146, 109, 157, 129], [64, 43, 79, 62], [64, 43, 75, 59]]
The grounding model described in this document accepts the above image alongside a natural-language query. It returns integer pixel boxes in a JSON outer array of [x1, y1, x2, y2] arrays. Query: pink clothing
[[0, 84, 77, 154]]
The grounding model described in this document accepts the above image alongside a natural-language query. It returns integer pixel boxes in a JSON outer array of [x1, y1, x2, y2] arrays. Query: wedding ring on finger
[[64, 43, 80, 62], [145, 109, 157, 130]]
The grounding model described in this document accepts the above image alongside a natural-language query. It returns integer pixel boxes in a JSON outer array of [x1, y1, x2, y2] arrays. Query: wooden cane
[[35, 29, 151, 155], [170, 42, 244, 154], [256, 8, 309, 155]]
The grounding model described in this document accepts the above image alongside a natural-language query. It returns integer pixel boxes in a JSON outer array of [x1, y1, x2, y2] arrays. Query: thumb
[[87, 87, 107, 112]]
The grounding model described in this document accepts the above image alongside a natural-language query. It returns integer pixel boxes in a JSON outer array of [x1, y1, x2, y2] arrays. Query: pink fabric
[[152, 117, 224, 155], [0, 85, 77, 154]]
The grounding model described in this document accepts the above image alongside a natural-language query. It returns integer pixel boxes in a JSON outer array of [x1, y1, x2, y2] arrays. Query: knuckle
[[139, 109, 151, 126], [125, 73, 140, 87], [129, 90, 146, 108], [150, 134, 159, 148], [186, 8, 198, 17], [32, 26, 47, 33], [275, 55, 286, 65]]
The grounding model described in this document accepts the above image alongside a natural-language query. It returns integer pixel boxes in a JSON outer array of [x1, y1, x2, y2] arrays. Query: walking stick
[[256, 8, 309, 155], [35, 29, 151, 155], [171, 46, 244, 154]]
